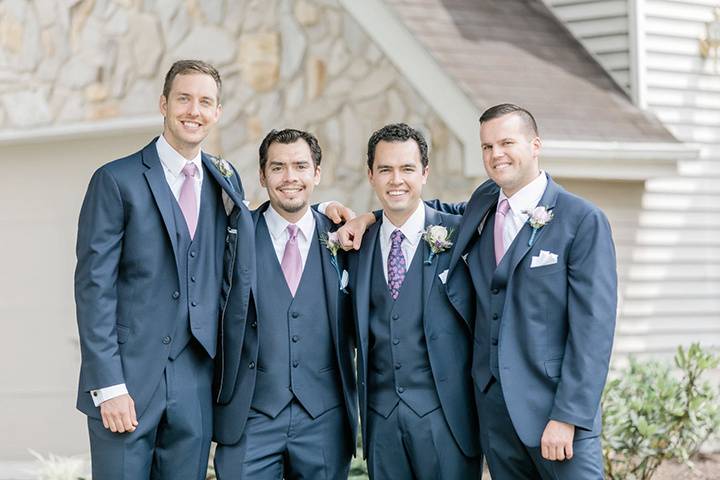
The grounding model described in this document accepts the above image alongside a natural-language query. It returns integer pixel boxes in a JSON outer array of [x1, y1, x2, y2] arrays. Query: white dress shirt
[[91, 135, 206, 407], [496, 171, 548, 252], [379, 202, 426, 282], [263, 205, 316, 269]]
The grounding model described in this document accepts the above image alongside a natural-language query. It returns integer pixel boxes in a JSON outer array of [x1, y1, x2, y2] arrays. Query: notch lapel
[[314, 212, 340, 349], [449, 188, 497, 274], [142, 139, 180, 261], [355, 220, 381, 356], [422, 205, 441, 312]]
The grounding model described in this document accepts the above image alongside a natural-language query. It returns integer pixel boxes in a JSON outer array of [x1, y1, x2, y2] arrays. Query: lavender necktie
[[179, 162, 198, 239], [281, 224, 302, 296], [387, 229, 406, 300], [494, 199, 510, 265]]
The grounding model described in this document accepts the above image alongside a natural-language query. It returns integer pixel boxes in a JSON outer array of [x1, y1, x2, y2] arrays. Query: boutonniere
[[421, 225, 454, 264], [320, 231, 348, 293], [522, 205, 554, 246], [212, 156, 234, 179]]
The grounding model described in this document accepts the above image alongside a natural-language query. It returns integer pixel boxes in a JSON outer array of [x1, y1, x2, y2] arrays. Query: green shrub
[[602, 343, 720, 480]]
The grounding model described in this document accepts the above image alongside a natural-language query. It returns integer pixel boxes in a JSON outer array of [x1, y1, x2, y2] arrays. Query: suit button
[[172, 291, 180, 299], [249, 361, 255, 369], [491, 288, 499, 295], [162, 336, 171, 344], [492, 313, 499, 320], [191, 301, 197, 307], [392, 314, 399, 321], [251, 322, 257, 328], [292, 360, 299, 368], [394, 363, 401, 370], [392, 337, 400, 345], [491, 338, 498, 346], [191, 276, 196, 282], [291, 312, 299, 318], [292, 335, 299, 342], [190, 251, 196, 257], [92, 391, 98, 397], [397, 386, 405, 394]]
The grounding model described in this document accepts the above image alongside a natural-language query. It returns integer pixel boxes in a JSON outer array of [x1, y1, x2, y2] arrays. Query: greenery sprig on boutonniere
[[212, 156, 234, 179], [320, 231, 347, 292], [421, 225, 454, 264], [522, 205, 554, 246]]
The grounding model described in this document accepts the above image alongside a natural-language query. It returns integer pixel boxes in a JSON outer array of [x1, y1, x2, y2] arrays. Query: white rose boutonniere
[[522, 205, 554, 246], [320, 231, 347, 292], [421, 225, 454, 264]]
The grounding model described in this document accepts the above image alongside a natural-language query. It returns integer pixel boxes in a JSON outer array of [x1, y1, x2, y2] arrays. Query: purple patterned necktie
[[494, 198, 510, 265], [387, 229, 406, 300], [281, 224, 302, 296], [179, 162, 198, 239]]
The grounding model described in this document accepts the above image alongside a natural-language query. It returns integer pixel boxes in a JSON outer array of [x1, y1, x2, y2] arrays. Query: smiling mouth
[[387, 190, 408, 197], [181, 120, 201, 129], [493, 162, 512, 170], [279, 186, 303, 195]]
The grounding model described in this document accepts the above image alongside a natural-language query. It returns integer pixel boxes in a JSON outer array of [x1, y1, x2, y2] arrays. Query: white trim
[[339, 0, 481, 176], [629, 0, 648, 108], [0, 115, 162, 146], [540, 139, 699, 180]]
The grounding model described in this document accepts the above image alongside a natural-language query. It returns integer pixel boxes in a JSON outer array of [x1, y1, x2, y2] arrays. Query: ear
[[259, 168, 267, 188], [421, 165, 429, 185], [367, 167, 374, 185], [314, 165, 322, 186], [531, 136, 542, 160], [214, 102, 223, 121], [159, 95, 168, 117]]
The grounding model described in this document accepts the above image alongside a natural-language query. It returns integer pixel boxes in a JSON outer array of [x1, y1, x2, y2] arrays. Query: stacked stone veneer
[[0, 0, 481, 207]]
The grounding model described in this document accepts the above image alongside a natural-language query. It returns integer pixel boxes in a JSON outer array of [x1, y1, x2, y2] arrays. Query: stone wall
[[0, 0, 482, 209]]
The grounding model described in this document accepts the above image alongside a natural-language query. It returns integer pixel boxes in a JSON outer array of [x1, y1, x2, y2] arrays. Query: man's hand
[[100, 393, 138, 433], [336, 213, 376, 251], [540, 420, 574, 461], [324, 201, 356, 224]]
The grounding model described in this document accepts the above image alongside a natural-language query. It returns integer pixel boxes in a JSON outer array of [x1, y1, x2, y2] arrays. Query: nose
[[187, 99, 201, 116], [390, 169, 403, 184]]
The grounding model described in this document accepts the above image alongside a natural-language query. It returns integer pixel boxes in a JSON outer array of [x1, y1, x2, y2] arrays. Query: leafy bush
[[602, 343, 720, 480]]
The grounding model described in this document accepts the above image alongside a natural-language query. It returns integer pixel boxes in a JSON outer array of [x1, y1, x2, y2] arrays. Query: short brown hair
[[479, 103, 539, 137], [258, 129, 322, 171], [162, 60, 222, 102], [366, 123, 429, 170]]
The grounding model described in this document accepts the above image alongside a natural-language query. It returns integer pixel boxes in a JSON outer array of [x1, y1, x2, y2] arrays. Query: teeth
[[182, 121, 200, 128], [388, 191, 406, 196]]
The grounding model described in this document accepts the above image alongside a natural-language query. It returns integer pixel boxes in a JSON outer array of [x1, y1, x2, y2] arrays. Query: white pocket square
[[530, 250, 558, 268], [340, 270, 349, 290], [438, 269, 449, 284]]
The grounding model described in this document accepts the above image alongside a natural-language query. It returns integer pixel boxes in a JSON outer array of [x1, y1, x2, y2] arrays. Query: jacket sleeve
[[549, 208, 617, 430], [74, 167, 127, 393]]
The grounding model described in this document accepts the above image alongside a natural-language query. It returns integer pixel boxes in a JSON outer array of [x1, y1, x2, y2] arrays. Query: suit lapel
[[142, 139, 180, 260], [202, 154, 244, 208], [355, 220, 381, 354], [314, 212, 340, 349], [449, 188, 497, 274], [422, 206, 441, 312]]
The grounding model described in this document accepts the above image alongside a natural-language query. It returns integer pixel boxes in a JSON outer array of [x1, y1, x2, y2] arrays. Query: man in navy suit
[[347, 123, 481, 479], [446, 104, 617, 479], [213, 129, 358, 479], [75, 60, 246, 479]]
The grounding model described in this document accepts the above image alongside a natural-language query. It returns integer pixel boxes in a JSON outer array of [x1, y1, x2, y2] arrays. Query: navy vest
[[250, 217, 343, 418], [368, 235, 440, 418], [167, 167, 222, 359]]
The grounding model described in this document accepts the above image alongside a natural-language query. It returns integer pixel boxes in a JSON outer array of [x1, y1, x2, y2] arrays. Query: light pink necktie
[[281, 224, 302, 296], [494, 199, 510, 265], [179, 162, 198, 239]]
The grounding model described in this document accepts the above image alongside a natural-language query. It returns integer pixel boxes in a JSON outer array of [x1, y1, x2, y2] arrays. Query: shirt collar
[[380, 201, 425, 247], [264, 205, 315, 242], [498, 171, 547, 217], [156, 134, 203, 179]]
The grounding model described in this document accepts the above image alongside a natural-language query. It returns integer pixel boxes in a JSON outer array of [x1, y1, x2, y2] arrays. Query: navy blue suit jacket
[[214, 202, 358, 451], [447, 175, 617, 447], [74, 138, 244, 419], [349, 204, 479, 458]]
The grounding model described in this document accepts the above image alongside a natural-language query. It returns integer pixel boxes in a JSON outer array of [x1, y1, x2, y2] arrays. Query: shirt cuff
[[90, 383, 128, 407]]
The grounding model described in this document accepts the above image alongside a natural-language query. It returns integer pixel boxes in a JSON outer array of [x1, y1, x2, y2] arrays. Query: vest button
[[291, 312, 299, 318], [492, 313, 499, 320], [392, 314, 399, 321], [292, 335, 299, 342], [249, 361, 255, 369], [251, 322, 257, 328], [491, 338, 498, 346], [190, 276, 196, 282], [392, 338, 400, 345], [491, 288, 499, 295], [162, 336, 171, 344], [292, 360, 299, 368], [397, 386, 405, 394], [191, 301, 197, 307], [394, 363, 401, 370], [172, 291, 180, 299], [190, 251, 196, 257]]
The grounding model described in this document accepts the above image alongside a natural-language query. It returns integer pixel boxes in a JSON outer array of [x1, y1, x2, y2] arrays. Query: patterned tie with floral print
[[387, 229, 406, 300]]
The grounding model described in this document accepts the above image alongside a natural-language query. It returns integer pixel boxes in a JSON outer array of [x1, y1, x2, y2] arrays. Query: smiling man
[[347, 123, 482, 479], [75, 60, 246, 479], [213, 129, 358, 479]]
